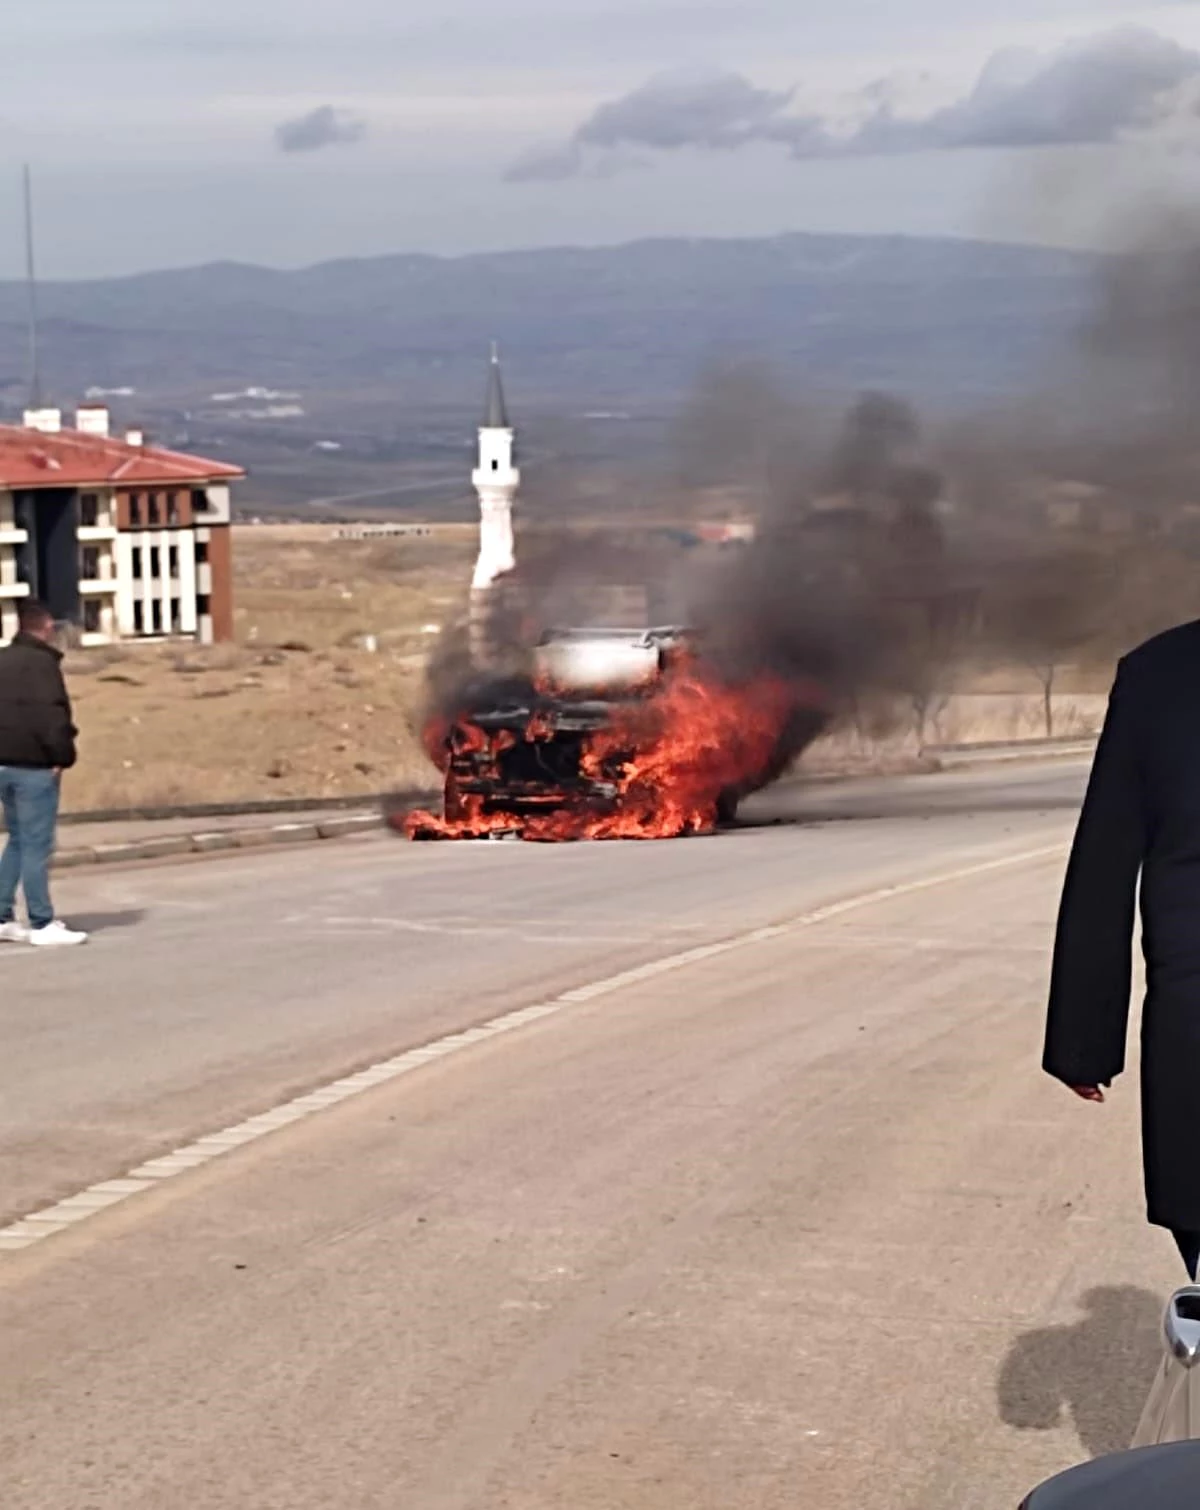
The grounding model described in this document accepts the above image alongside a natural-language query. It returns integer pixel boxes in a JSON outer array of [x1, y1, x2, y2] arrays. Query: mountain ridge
[[2, 229, 1101, 293], [0, 230, 1102, 416]]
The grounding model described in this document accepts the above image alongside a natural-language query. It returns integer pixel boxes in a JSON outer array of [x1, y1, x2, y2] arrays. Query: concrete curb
[[39, 787, 438, 833], [923, 733, 1098, 754], [51, 812, 384, 871], [924, 738, 1097, 769]]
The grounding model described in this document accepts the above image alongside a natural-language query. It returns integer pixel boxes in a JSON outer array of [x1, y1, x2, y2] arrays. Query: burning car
[[402, 625, 830, 842]]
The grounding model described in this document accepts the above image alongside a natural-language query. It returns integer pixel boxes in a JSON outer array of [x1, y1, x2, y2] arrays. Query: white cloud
[[275, 105, 367, 154], [509, 26, 1200, 180]]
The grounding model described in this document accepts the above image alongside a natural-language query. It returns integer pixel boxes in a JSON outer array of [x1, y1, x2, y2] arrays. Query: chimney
[[23, 407, 62, 434], [75, 404, 110, 438], [125, 428, 145, 448]]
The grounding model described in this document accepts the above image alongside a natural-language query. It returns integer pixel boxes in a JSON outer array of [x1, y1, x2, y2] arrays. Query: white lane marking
[[0, 841, 1062, 1256], [280, 910, 711, 944], [289, 916, 710, 948]]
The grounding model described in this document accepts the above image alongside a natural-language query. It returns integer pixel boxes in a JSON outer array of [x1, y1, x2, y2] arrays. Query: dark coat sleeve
[[1043, 657, 1144, 1088], [35, 656, 78, 770]]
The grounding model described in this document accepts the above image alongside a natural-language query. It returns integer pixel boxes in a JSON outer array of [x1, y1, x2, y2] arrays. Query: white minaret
[[471, 344, 519, 592]]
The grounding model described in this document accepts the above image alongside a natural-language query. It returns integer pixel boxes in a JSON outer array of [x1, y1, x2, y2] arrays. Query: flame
[[399, 657, 829, 842]]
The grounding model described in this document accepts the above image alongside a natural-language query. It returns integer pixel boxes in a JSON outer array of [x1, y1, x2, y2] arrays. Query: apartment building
[[0, 406, 244, 646]]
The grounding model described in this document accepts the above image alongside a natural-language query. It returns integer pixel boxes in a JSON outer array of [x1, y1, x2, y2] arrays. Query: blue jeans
[[0, 766, 60, 930]]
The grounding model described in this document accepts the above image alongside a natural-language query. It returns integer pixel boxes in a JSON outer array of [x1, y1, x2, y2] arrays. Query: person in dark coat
[[1045, 620, 1200, 1278], [0, 599, 87, 946]]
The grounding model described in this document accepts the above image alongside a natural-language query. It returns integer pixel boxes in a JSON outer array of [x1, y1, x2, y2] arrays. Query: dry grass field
[[58, 523, 1108, 815], [61, 526, 475, 813], [803, 692, 1105, 779]]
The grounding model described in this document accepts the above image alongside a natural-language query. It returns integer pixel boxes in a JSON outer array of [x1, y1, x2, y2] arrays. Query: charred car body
[[442, 627, 724, 821], [435, 623, 832, 834]]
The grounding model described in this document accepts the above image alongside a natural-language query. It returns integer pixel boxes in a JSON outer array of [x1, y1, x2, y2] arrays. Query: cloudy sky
[[6, 0, 1200, 277]]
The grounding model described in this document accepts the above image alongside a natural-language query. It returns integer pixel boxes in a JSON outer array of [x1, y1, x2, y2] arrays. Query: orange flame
[[399, 657, 828, 842]]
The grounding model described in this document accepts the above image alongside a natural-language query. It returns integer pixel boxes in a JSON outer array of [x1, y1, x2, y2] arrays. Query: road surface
[[0, 761, 1177, 1508]]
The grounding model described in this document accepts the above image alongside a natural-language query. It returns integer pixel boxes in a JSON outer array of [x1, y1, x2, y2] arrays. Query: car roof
[[538, 627, 689, 643]]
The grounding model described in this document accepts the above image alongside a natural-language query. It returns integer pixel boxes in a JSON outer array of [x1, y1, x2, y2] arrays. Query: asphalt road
[[0, 760, 1179, 1509]]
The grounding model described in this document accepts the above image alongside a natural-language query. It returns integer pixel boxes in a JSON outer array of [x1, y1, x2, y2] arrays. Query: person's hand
[[1071, 1085, 1106, 1103]]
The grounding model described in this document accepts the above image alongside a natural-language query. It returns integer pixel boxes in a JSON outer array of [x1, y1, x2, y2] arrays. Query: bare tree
[[984, 545, 1107, 738]]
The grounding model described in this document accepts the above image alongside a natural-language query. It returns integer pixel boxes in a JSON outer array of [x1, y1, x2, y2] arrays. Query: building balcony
[[0, 529, 29, 547], [77, 525, 118, 543], [131, 578, 184, 598], [0, 581, 31, 599], [80, 578, 119, 596]]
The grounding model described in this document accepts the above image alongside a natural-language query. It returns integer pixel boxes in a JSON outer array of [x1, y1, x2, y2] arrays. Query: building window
[[168, 545, 180, 578], [149, 546, 162, 578], [147, 495, 162, 528], [129, 493, 146, 528], [195, 538, 209, 566], [83, 600, 101, 634], [197, 593, 211, 619], [80, 546, 101, 580], [80, 493, 99, 528], [132, 549, 144, 581], [192, 488, 208, 516], [167, 493, 181, 526]]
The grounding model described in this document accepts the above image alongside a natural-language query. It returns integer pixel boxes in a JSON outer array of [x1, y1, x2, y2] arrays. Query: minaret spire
[[484, 341, 510, 430], [470, 347, 521, 663]]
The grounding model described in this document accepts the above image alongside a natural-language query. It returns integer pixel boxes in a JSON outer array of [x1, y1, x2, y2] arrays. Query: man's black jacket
[[1045, 618, 1200, 1230], [0, 633, 78, 770]]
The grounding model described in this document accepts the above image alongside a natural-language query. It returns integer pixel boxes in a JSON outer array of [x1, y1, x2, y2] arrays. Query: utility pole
[[23, 164, 42, 410]]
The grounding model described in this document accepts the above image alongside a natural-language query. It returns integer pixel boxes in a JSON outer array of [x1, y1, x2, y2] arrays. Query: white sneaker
[[28, 921, 88, 948], [0, 921, 27, 943]]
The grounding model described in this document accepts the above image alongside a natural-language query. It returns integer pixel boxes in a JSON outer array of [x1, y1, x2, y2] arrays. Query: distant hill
[[0, 232, 1100, 411]]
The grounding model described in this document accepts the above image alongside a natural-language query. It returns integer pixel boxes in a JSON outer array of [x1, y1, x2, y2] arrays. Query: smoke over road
[[1089, 205, 1200, 428]]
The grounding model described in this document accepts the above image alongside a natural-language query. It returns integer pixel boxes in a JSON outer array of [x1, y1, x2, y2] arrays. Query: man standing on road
[[1044, 623, 1200, 1279], [0, 599, 87, 947]]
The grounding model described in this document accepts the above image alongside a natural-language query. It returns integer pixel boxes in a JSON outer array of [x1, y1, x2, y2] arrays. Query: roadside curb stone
[[235, 823, 321, 848], [316, 814, 382, 840], [51, 848, 98, 870], [191, 832, 240, 854], [50, 812, 385, 871]]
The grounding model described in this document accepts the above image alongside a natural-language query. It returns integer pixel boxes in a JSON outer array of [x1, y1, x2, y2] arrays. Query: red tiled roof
[[0, 425, 244, 490]]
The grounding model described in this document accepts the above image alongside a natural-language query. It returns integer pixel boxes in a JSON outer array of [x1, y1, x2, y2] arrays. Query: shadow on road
[[68, 909, 148, 935], [997, 1286, 1163, 1458]]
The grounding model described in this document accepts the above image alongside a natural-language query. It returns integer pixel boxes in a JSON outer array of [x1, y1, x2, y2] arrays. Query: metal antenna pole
[[23, 164, 42, 409]]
